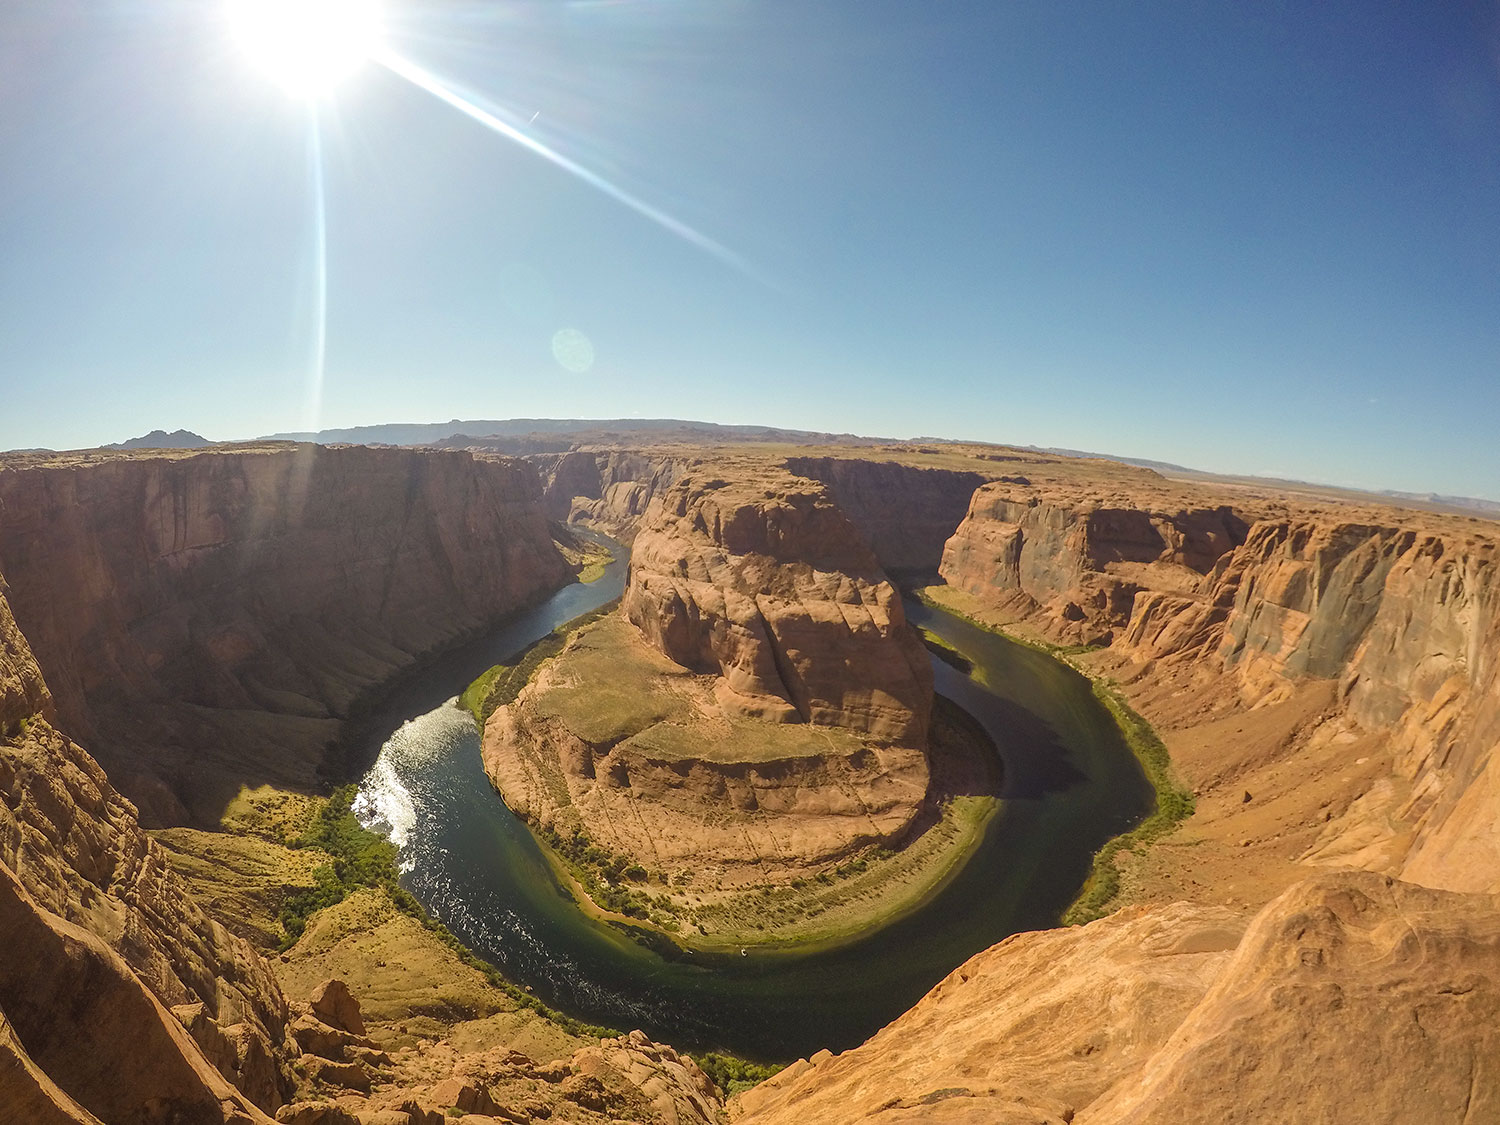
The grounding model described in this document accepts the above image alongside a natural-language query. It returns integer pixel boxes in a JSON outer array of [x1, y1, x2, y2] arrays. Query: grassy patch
[[918, 627, 972, 673], [553, 525, 615, 584], [278, 784, 619, 1039], [913, 587, 1193, 926], [277, 784, 401, 948], [460, 601, 619, 727]]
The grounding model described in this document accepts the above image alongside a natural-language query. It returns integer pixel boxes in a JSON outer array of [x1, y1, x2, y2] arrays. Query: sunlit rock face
[[733, 871, 1500, 1125], [939, 479, 1250, 647], [0, 445, 570, 825], [935, 462, 1500, 897], [623, 466, 934, 747]]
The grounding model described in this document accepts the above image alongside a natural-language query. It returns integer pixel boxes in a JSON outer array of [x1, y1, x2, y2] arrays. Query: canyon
[[2, 433, 1499, 1122]]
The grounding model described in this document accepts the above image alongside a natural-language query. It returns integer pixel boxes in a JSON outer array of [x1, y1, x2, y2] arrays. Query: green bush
[[694, 1052, 785, 1098]]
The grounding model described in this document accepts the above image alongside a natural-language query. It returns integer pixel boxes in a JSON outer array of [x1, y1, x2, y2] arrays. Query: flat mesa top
[[0, 434, 1492, 538], [533, 614, 870, 764]]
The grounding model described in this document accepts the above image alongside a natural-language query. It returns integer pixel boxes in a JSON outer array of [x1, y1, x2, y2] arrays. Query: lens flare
[[228, 0, 384, 98]]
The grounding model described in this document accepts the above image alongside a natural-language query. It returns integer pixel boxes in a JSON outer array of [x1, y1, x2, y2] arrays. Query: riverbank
[[913, 584, 1194, 924], [466, 604, 1005, 953]]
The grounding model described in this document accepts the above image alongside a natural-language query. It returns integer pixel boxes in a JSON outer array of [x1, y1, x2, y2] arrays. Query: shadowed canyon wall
[[1, 585, 285, 1123], [781, 457, 986, 574], [0, 445, 570, 825]]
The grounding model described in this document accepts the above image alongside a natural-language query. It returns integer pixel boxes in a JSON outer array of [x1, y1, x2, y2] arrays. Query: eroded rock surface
[[0, 586, 294, 1114], [0, 445, 569, 825], [624, 467, 933, 744], [937, 465, 1500, 898], [484, 616, 930, 877], [734, 872, 1500, 1124]]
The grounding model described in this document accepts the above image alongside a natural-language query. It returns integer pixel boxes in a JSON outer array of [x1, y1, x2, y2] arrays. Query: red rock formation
[[781, 457, 985, 574], [939, 481, 1249, 645], [483, 617, 930, 873], [0, 445, 570, 824], [733, 871, 1500, 1124], [1, 587, 289, 1119], [530, 450, 690, 538], [936, 468, 1500, 896], [624, 468, 933, 745]]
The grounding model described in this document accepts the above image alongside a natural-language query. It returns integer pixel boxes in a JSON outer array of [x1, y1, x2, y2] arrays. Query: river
[[351, 535, 1153, 1060]]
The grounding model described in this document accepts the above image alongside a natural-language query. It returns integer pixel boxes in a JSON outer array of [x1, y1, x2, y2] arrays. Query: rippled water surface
[[353, 537, 1153, 1059]]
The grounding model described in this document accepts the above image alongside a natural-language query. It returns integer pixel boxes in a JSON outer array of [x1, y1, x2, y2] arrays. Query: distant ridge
[[260, 417, 874, 447], [105, 429, 213, 450]]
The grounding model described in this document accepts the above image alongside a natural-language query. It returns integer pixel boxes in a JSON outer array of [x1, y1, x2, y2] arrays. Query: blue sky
[[2, 0, 1497, 498]]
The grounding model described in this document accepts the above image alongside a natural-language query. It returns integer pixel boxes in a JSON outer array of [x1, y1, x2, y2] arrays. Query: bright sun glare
[[228, 0, 384, 98]]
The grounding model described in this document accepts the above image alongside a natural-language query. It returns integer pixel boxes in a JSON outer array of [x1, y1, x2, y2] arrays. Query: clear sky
[[2, 1, 1497, 498]]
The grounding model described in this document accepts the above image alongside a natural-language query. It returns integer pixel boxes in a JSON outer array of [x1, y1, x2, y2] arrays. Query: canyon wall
[[530, 450, 691, 538], [0, 586, 287, 1122], [623, 466, 933, 745], [781, 457, 986, 574], [0, 445, 571, 825], [940, 480, 1251, 646], [938, 474, 1500, 894]]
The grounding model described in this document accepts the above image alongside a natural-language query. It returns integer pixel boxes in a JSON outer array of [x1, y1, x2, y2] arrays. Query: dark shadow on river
[[352, 533, 1153, 1061]]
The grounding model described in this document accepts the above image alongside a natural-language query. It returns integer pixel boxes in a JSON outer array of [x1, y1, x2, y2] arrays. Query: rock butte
[[481, 463, 947, 917], [0, 433, 1496, 1121]]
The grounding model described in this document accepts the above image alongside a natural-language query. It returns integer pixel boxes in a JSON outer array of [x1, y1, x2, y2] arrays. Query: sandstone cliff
[[734, 871, 1500, 1124], [940, 478, 1251, 646], [624, 466, 933, 745], [531, 449, 691, 538], [1, 586, 290, 1121], [0, 445, 570, 825], [484, 615, 931, 883], [782, 456, 985, 575], [936, 467, 1500, 897]]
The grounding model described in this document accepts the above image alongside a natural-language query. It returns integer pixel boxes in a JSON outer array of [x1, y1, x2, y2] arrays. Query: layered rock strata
[[530, 450, 691, 538], [937, 469, 1500, 897], [0, 586, 291, 1120], [0, 445, 570, 825], [484, 616, 930, 876], [624, 467, 933, 744]]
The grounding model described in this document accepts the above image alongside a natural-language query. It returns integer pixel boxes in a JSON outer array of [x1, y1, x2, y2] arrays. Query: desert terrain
[[2, 428, 1498, 1123]]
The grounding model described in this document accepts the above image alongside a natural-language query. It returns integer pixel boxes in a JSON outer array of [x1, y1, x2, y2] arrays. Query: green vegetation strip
[[1062, 682, 1194, 925], [912, 590, 1194, 926], [278, 784, 617, 1040], [459, 600, 619, 726], [695, 1053, 784, 1098]]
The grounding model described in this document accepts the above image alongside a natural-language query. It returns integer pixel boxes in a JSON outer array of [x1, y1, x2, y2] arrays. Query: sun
[[228, 0, 385, 99]]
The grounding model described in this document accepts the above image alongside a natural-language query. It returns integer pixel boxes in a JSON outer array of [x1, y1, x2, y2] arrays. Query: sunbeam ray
[[373, 47, 762, 280], [305, 104, 329, 432]]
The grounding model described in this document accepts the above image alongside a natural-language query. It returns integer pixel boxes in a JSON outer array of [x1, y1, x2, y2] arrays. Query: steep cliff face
[[0, 445, 570, 824], [734, 872, 1500, 1125], [624, 467, 933, 745], [781, 457, 985, 574], [939, 481, 1250, 645], [530, 450, 689, 539], [0, 589, 289, 1120], [939, 470, 1500, 895]]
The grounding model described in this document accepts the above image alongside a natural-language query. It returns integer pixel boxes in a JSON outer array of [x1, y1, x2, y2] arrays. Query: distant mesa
[[259, 417, 875, 449], [105, 428, 214, 450]]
